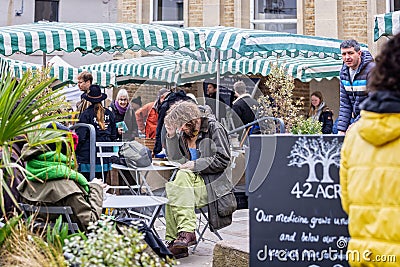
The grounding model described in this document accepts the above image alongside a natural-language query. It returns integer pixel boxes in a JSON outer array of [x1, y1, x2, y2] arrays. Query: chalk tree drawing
[[287, 137, 342, 183], [287, 137, 321, 182]]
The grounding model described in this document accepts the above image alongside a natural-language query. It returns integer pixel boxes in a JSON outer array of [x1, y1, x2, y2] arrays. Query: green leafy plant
[[257, 63, 304, 133], [64, 218, 176, 267], [291, 118, 323, 134], [0, 214, 22, 247], [0, 215, 67, 267], [0, 70, 73, 216], [46, 215, 85, 252]]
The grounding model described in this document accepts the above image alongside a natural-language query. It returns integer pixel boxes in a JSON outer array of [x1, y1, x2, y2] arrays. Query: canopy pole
[[216, 50, 220, 120], [42, 52, 47, 66]]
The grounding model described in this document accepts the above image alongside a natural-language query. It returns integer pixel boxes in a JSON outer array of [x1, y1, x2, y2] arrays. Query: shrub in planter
[[291, 118, 323, 135], [257, 63, 304, 133], [64, 218, 175, 267]]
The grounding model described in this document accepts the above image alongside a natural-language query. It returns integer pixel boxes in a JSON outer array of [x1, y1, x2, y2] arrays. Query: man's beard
[[182, 121, 199, 139]]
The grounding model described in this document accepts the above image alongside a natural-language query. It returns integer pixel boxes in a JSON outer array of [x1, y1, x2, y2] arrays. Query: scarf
[[115, 100, 129, 115], [310, 102, 326, 122], [26, 151, 89, 193]]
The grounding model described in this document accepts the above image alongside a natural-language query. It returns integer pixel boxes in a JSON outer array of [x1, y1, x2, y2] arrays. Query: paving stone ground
[[154, 209, 249, 267]]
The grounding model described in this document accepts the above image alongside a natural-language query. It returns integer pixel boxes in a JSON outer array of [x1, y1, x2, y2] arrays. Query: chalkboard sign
[[247, 135, 349, 267]]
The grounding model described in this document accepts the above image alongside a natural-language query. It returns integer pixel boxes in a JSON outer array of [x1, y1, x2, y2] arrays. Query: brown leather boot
[[167, 240, 189, 259], [173, 231, 197, 248]]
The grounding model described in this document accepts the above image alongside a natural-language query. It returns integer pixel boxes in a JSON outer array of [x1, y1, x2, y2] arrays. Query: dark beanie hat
[[131, 96, 142, 106]]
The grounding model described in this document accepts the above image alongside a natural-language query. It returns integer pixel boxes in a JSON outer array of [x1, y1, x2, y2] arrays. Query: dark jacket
[[319, 108, 333, 134], [337, 50, 375, 132], [232, 94, 258, 128], [153, 90, 192, 154], [205, 91, 228, 121], [108, 102, 138, 141], [308, 103, 334, 134], [76, 105, 117, 165], [165, 114, 236, 230]]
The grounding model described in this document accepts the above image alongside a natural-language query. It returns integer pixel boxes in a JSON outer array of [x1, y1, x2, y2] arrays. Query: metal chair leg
[[192, 207, 223, 252]]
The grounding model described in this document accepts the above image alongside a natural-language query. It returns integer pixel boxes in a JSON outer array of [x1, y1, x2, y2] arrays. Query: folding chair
[[192, 206, 223, 252], [96, 141, 124, 182], [19, 203, 80, 234]]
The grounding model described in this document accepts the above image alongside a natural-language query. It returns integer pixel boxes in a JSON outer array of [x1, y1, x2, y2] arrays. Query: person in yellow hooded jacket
[[340, 32, 400, 267]]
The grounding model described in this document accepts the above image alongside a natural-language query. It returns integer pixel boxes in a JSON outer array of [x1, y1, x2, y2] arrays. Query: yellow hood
[[358, 110, 400, 146]]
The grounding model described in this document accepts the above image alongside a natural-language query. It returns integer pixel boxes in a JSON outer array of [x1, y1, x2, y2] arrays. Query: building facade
[[1, 0, 119, 66], [2, 0, 398, 120]]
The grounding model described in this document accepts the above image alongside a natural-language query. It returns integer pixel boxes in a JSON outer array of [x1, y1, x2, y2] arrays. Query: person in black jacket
[[204, 83, 227, 121], [75, 85, 117, 181], [153, 90, 192, 155], [232, 81, 258, 129], [308, 91, 333, 134]]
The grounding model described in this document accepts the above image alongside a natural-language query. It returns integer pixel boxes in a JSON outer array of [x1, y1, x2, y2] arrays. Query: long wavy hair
[[308, 91, 324, 117], [165, 101, 201, 129], [94, 103, 105, 130], [368, 33, 400, 93]]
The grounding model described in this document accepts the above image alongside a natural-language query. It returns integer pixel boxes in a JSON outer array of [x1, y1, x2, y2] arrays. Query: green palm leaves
[[0, 69, 74, 216]]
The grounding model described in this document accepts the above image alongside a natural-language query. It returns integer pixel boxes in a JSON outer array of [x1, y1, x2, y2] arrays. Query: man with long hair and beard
[[162, 101, 237, 259]]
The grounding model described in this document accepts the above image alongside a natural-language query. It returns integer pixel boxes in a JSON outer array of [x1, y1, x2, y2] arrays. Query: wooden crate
[[136, 138, 156, 151]]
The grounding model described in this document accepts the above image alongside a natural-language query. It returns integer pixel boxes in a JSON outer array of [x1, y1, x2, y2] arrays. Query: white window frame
[[150, 0, 184, 27], [250, 0, 297, 32]]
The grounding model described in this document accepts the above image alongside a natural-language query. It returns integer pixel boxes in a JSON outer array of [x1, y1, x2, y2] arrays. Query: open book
[[152, 159, 181, 168]]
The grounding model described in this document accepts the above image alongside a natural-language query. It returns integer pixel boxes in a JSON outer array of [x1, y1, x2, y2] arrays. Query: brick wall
[[118, 0, 136, 23], [304, 0, 315, 35], [342, 0, 368, 43], [188, 0, 204, 26], [294, 79, 310, 116], [222, 0, 235, 26]]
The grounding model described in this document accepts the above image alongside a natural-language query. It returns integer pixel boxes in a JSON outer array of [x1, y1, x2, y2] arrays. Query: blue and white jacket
[[337, 51, 375, 132]]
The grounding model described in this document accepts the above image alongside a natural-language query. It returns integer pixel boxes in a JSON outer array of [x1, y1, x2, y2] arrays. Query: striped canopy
[[187, 26, 368, 61], [82, 54, 342, 84], [0, 56, 116, 87], [0, 22, 205, 56], [374, 11, 400, 41], [177, 56, 342, 83], [81, 55, 186, 85]]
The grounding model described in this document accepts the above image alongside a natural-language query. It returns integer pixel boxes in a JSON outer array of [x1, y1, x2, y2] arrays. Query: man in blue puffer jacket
[[337, 39, 375, 134]]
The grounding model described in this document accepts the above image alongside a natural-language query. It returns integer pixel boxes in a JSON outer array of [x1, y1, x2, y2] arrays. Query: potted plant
[[290, 118, 322, 134]]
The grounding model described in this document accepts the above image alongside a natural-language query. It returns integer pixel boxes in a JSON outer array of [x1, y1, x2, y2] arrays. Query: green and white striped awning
[[81, 55, 182, 84], [374, 11, 400, 41], [0, 56, 116, 87], [0, 22, 205, 56], [177, 56, 342, 82], [187, 26, 367, 61], [82, 54, 341, 84]]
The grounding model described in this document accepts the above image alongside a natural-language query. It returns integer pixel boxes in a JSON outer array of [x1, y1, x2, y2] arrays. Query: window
[[35, 0, 59, 22], [251, 0, 297, 33], [390, 0, 400, 11], [151, 0, 184, 27]]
